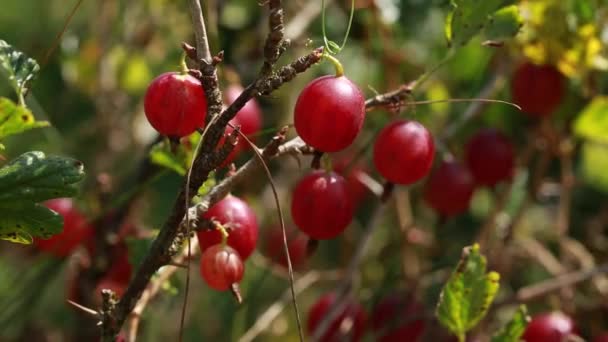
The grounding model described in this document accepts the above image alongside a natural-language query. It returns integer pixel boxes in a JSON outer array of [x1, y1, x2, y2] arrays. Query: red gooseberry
[[291, 171, 354, 240], [334, 157, 370, 206], [522, 312, 578, 342], [511, 62, 564, 118], [144, 72, 207, 138], [294, 75, 365, 152], [373, 120, 435, 185], [199, 244, 244, 291], [307, 292, 367, 342], [594, 334, 608, 342], [35, 198, 94, 257], [264, 225, 309, 269], [197, 194, 258, 260], [371, 293, 426, 342], [423, 159, 475, 216], [465, 129, 514, 187]]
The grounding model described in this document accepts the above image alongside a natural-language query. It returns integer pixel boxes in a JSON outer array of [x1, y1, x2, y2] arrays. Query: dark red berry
[[307, 293, 367, 342], [144, 72, 207, 138], [423, 160, 475, 216], [373, 120, 435, 185], [371, 294, 426, 342], [264, 225, 309, 269], [523, 312, 578, 342], [35, 198, 94, 257], [334, 157, 370, 206], [294, 75, 365, 152], [593, 334, 608, 342], [465, 129, 514, 186], [197, 195, 258, 260], [200, 244, 244, 291], [291, 171, 354, 240], [511, 62, 564, 117], [224, 85, 262, 139]]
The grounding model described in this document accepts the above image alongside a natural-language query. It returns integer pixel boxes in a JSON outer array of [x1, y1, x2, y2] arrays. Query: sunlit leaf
[[150, 141, 187, 175], [445, 0, 504, 47], [581, 142, 608, 194], [436, 244, 500, 342], [574, 96, 608, 143], [492, 305, 530, 342], [484, 5, 523, 41], [0, 40, 40, 101], [0, 97, 48, 141]]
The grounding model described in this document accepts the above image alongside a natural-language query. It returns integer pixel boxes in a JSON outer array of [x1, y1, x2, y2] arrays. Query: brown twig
[[496, 263, 608, 306], [261, 0, 288, 76], [238, 270, 343, 342], [311, 202, 388, 341]]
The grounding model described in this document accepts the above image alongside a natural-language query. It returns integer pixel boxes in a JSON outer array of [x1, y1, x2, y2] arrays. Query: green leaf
[[149, 141, 187, 176], [436, 244, 501, 341], [0, 97, 49, 141], [484, 5, 523, 41], [445, 0, 505, 47], [574, 96, 608, 144], [0, 40, 40, 101], [581, 142, 608, 193], [0, 151, 85, 203], [492, 305, 530, 342], [0, 201, 63, 243]]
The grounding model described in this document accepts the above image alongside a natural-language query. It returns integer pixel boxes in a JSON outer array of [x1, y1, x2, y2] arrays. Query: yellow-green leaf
[[436, 244, 500, 341], [492, 305, 530, 342], [484, 5, 523, 41], [574, 96, 608, 144], [581, 142, 608, 193], [445, 0, 504, 47], [0, 40, 40, 101], [0, 97, 48, 141]]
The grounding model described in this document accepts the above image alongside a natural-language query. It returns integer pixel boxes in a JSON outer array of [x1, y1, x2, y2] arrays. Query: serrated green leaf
[[445, 0, 504, 47], [492, 305, 530, 342], [581, 142, 608, 193], [0, 201, 63, 243], [0, 40, 40, 101], [484, 5, 523, 41], [436, 244, 501, 341], [574, 96, 608, 144], [0, 97, 49, 141], [0, 151, 85, 203]]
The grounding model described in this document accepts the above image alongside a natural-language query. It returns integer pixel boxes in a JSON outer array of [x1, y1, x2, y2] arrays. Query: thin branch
[[238, 271, 342, 342], [311, 202, 388, 341], [188, 0, 212, 63], [261, 0, 288, 76], [496, 263, 608, 306]]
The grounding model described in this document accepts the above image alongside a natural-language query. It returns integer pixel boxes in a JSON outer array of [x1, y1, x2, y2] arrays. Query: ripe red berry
[[35, 198, 94, 257], [264, 225, 309, 269], [523, 312, 578, 342], [594, 334, 608, 342], [334, 158, 370, 206], [219, 85, 264, 166], [371, 293, 426, 342], [224, 85, 262, 139], [294, 75, 365, 152], [465, 129, 514, 186], [423, 160, 475, 216], [307, 293, 367, 342], [144, 72, 207, 138], [291, 171, 354, 240], [511, 62, 564, 117], [200, 244, 244, 291], [197, 195, 258, 260], [373, 120, 435, 185]]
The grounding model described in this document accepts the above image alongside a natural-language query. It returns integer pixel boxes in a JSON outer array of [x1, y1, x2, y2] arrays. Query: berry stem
[[215, 223, 229, 246], [323, 54, 344, 77], [311, 150, 324, 169], [179, 52, 189, 75]]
